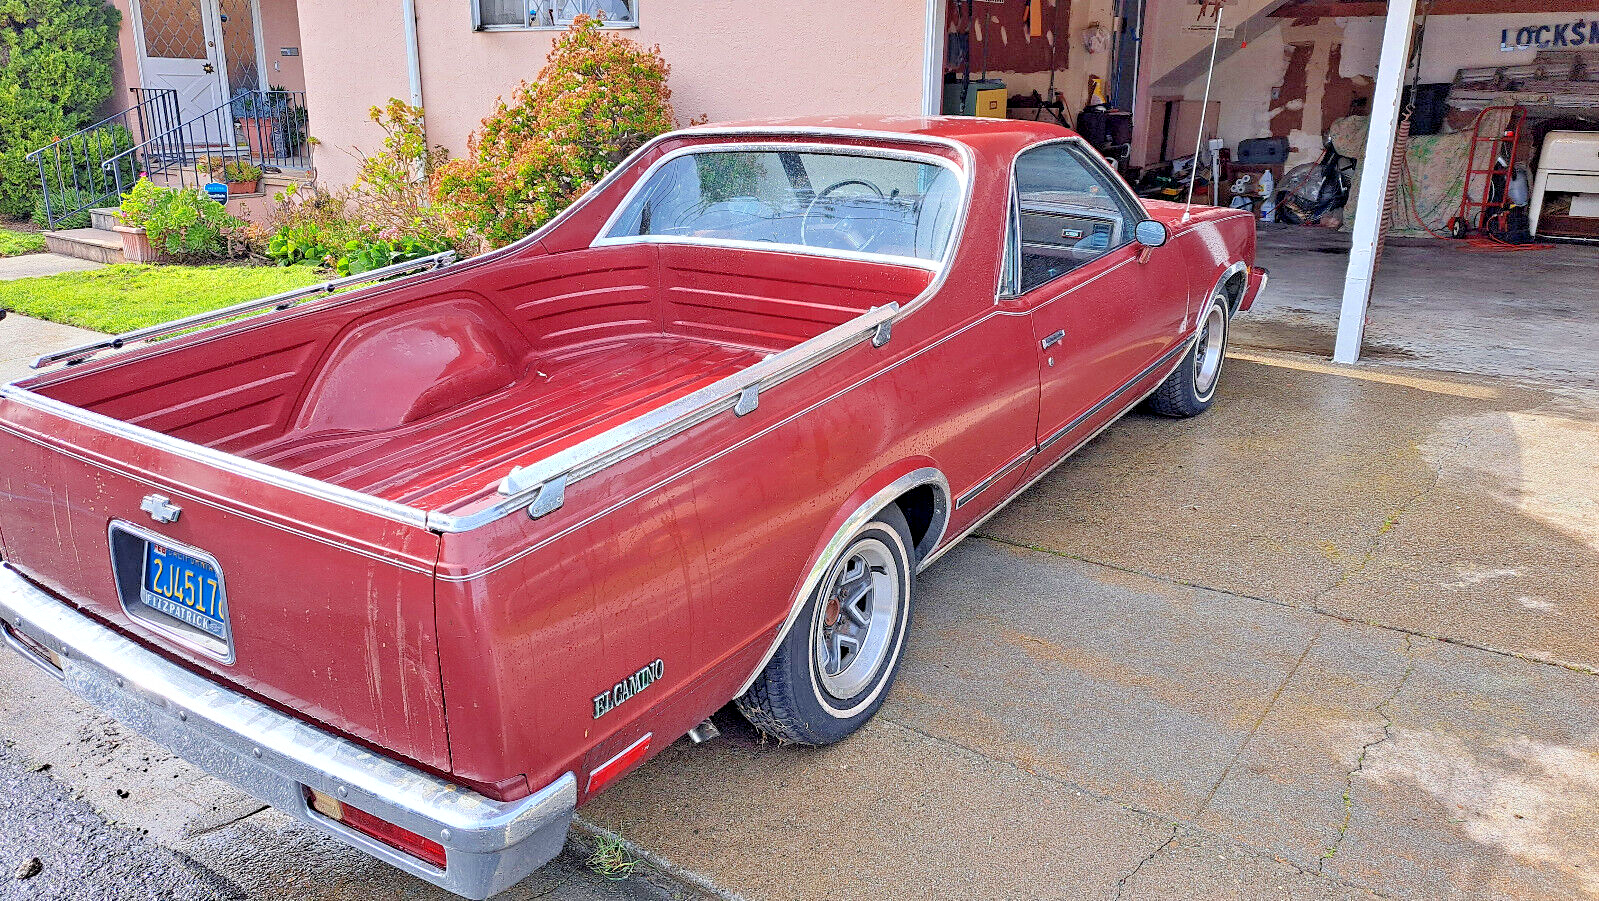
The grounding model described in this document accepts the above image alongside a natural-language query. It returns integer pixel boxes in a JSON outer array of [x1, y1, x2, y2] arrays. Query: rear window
[[600, 148, 964, 267]]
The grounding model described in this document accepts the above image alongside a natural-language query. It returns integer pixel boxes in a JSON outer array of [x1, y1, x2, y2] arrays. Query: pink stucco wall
[[108, 0, 140, 118], [296, 0, 931, 188], [258, 0, 306, 93]]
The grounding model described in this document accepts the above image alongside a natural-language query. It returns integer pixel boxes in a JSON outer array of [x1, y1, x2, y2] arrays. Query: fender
[[731, 460, 950, 699], [1199, 260, 1250, 330]]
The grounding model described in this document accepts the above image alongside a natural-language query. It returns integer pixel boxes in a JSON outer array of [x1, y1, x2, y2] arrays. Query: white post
[[401, 0, 424, 111], [1333, 0, 1419, 364], [922, 0, 947, 116]]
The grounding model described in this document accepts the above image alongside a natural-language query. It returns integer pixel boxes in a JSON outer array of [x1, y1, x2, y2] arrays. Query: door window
[[140, 0, 208, 60], [1011, 143, 1142, 293]]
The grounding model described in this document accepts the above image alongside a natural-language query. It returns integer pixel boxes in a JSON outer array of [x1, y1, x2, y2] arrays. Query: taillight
[[303, 786, 447, 869]]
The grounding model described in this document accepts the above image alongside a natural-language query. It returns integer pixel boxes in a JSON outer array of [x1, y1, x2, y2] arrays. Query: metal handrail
[[100, 89, 311, 196], [31, 252, 457, 370], [25, 88, 180, 228]]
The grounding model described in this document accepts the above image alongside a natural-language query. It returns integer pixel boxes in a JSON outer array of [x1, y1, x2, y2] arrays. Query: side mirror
[[1134, 219, 1168, 248]]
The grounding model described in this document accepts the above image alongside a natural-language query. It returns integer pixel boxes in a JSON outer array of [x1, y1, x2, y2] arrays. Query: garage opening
[[931, 0, 1599, 387]]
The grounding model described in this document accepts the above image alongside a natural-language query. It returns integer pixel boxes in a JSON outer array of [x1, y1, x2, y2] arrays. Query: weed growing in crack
[[586, 834, 638, 881]]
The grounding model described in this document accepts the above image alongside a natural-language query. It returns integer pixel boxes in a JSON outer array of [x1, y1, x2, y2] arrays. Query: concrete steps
[[89, 207, 118, 231], [43, 226, 125, 265]]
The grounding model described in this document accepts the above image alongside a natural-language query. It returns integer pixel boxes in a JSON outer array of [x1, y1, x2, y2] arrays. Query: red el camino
[[0, 117, 1264, 897]]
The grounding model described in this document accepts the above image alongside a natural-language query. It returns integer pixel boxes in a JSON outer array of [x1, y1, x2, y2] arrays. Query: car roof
[[677, 115, 1079, 165]]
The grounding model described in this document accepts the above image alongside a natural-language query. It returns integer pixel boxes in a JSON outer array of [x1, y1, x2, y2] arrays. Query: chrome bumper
[[0, 564, 574, 899]]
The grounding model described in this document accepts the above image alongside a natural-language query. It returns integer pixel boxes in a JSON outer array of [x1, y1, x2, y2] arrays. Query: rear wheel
[[736, 506, 914, 745], [1147, 294, 1229, 418]]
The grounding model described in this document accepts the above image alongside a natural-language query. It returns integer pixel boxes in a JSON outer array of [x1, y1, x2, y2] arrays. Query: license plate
[[138, 543, 227, 639], [109, 522, 232, 663]]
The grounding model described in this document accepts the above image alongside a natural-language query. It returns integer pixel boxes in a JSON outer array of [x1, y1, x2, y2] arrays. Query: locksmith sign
[[1500, 19, 1599, 52]]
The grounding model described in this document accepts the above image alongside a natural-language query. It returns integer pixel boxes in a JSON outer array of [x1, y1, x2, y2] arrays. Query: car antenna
[[1183, 2, 1226, 223]]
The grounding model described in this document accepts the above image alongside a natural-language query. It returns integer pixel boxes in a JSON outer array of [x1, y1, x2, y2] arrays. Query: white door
[[134, 0, 228, 127]]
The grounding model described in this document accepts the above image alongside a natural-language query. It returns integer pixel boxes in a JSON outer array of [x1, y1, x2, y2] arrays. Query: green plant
[[196, 156, 262, 184], [269, 85, 310, 157], [0, 0, 122, 217], [0, 228, 46, 257], [32, 188, 94, 229], [116, 178, 241, 260], [335, 234, 451, 277], [30, 125, 138, 225], [263, 183, 362, 267], [436, 15, 690, 248], [584, 834, 637, 881], [346, 100, 454, 247]]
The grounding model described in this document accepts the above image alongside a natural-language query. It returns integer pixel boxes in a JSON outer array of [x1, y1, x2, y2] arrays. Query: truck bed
[[243, 333, 764, 508], [16, 243, 930, 518]]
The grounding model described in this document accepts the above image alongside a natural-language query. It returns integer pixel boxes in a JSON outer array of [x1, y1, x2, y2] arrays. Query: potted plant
[[195, 156, 262, 194], [234, 92, 285, 159]]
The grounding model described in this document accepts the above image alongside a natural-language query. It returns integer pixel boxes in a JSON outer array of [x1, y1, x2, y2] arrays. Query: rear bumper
[[1238, 265, 1269, 313], [0, 563, 574, 900]]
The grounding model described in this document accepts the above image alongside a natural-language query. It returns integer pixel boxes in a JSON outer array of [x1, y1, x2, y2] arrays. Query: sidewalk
[[0, 251, 101, 281], [0, 253, 104, 382], [0, 314, 101, 383]]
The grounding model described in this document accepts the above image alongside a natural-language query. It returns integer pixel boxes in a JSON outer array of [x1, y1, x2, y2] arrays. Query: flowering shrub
[[436, 15, 691, 248], [348, 99, 454, 247]]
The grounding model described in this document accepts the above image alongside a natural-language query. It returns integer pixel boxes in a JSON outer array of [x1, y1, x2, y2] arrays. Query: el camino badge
[[593, 659, 664, 719]]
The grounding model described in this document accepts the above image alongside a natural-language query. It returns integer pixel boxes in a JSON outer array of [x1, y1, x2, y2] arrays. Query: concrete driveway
[[580, 353, 1599, 900], [4, 314, 1597, 898]]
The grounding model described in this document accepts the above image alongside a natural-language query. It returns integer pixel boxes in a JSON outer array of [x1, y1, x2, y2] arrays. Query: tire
[[1146, 293, 1229, 418], [736, 505, 915, 745]]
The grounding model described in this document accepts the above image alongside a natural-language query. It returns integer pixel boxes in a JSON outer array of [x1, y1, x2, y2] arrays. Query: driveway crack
[[1197, 626, 1326, 814], [1113, 824, 1179, 898], [1318, 635, 1416, 873]]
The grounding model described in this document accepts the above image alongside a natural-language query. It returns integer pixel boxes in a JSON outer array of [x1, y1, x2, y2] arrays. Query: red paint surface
[[0, 117, 1255, 802]]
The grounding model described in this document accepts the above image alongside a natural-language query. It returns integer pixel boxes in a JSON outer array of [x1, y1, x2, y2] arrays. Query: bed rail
[[424, 304, 898, 532], [30, 252, 457, 370]]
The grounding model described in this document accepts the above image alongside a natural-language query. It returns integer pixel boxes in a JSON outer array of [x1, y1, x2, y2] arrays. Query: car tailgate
[[0, 393, 450, 773]]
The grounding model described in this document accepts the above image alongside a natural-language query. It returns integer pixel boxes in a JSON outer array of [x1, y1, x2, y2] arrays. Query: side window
[[1013, 143, 1141, 293]]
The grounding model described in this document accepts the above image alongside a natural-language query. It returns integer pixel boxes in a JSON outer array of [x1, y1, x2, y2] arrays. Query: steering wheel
[[801, 179, 885, 251]]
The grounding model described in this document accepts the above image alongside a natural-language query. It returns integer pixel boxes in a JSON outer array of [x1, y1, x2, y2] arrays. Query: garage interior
[[936, 0, 1599, 386]]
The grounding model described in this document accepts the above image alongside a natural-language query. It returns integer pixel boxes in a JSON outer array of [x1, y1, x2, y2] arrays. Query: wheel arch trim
[[732, 464, 950, 699], [1207, 260, 1250, 324]]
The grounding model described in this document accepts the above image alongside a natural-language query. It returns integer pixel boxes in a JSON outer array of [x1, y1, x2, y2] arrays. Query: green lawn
[[0, 263, 327, 333], [0, 228, 47, 257]]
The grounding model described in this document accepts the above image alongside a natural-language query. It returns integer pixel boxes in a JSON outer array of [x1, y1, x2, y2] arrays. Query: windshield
[[602, 148, 963, 267]]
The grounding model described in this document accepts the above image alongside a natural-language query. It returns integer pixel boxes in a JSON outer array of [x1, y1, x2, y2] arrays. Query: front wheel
[[1146, 294, 1229, 418], [736, 506, 914, 745]]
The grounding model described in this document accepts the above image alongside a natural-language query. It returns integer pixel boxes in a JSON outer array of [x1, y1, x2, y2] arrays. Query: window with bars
[[474, 0, 637, 30]]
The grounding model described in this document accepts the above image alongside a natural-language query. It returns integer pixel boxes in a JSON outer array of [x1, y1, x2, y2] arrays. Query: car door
[[1000, 141, 1186, 456]]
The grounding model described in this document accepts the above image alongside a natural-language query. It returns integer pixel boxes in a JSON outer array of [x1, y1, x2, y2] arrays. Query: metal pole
[[921, 0, 947, 116], [402, 0, 424, 111], [1333, 0, 1420, 365]]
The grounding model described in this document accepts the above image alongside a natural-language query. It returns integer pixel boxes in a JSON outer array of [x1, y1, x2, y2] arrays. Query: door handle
[[1041, 329, 1065, 350]]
